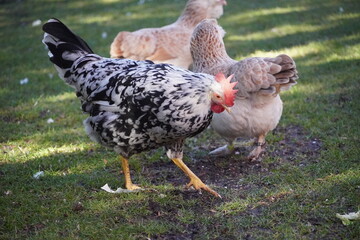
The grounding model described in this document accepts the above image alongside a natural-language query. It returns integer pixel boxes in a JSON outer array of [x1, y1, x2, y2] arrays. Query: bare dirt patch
[[139, 125, 323, 239], [144, 124, 322, 190]]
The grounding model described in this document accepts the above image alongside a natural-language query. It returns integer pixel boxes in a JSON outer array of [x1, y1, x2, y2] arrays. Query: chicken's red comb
[[215, 72, 238, 106]]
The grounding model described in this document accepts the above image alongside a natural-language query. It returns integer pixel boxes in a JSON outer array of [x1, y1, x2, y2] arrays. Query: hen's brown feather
[[191, 19, 298, 97], [110, 0, 226, 69], [110, 31, 157, 60], [228, 56, 298, 97]]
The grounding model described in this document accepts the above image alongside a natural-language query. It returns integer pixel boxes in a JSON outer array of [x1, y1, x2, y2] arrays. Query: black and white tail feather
[[42, 18, 99, 83]]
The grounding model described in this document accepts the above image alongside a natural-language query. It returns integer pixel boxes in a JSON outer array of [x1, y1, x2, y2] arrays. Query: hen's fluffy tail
[[259, 54, 298, 96], [42, 18, 94, 79], [270, 54, 298, 93]]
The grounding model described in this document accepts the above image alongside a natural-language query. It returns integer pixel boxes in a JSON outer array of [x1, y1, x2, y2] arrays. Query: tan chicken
[[110, 0, 227, 69], [190, 19, 299, 160]]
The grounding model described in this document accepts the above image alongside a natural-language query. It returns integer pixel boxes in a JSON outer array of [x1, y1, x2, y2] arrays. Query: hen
[[42, 18, 237, 197], [190, 19, 298, 160], [110, 0, 227, 69]]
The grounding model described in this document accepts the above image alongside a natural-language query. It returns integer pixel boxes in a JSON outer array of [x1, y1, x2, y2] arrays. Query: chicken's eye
[[216, 94, 221, 99]]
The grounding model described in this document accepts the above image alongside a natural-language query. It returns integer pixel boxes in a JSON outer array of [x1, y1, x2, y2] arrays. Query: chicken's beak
[[222, 104, 231, 113]]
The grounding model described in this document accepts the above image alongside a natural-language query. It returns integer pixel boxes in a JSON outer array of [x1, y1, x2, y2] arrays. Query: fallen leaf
[[47, 118, 54, 124], [33, 171, 44, 179], [101, 183, 142, 194], [336, 210, 360, 225], [19, 78, 29, 85], [32, 19, 42, 27]]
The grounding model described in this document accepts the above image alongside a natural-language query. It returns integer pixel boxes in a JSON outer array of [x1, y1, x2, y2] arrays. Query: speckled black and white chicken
[[42, 18, 237, 197]]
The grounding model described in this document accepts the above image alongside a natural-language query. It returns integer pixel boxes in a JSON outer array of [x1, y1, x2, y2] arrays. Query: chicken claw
[[247, 134, 266, 161], [125, 183, 142, 191], [186, 178, 222, 198], [171, 158, 221, 198], [247, 145, 264, 161]]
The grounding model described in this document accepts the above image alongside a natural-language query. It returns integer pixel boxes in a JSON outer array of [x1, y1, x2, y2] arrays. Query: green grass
[[1, 0, 360, 239]]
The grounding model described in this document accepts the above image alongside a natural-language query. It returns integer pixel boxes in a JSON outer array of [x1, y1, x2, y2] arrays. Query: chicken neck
[[191, 21, 236, 74], [192, 47, 235, 75], [176, 0, 209, 28]]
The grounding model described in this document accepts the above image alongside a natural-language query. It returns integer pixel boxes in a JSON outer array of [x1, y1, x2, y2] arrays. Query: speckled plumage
[[77, 59, 215, 159], [42, 19, 220, 161]]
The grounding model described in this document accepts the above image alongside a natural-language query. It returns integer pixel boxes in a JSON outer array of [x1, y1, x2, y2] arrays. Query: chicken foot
[[247, 134, 266, 161], [120, 156, 142, 191], [171, 158, 221, 198]]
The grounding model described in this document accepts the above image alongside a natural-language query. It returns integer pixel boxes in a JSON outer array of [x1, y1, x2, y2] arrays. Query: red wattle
[[211, 103, 225, 113]]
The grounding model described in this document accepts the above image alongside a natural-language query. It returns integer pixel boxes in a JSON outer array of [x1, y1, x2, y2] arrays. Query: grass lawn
[[1, 0, 359, 239]]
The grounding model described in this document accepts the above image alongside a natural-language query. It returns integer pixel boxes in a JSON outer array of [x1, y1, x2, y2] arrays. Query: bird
[[42, 18, 237, 198], [110, 0, 227, 69], [190, 19, 298, 160]]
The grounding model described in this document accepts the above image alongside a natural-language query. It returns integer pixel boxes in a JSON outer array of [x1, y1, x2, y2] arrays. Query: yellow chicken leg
[[120, 156, 141, 191], [171, 158, 221, 198]]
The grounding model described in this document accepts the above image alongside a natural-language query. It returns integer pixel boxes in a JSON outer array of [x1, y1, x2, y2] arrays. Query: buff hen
[[110, 0, 227, 69], [191, 19, 298, 160]]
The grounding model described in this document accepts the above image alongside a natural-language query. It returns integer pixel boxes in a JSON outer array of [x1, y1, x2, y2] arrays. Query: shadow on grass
[[223, 7, 360, 56], [1, 142, 359, 239]]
